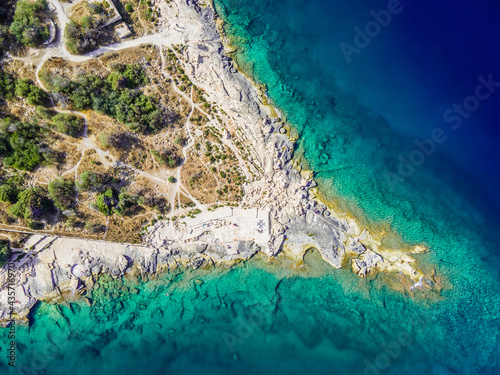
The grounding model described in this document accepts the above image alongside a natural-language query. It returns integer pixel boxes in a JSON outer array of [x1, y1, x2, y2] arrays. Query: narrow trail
[[159, 48, 212, 121], [172, 86, 206, 212], [159, 48, 207, 213], [27, 5, 243, 224], [162, 49, 252, 182]]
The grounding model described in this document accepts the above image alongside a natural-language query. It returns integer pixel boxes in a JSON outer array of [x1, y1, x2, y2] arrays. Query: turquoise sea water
[[210, 0, 500, 373], [2, 0, 500, 374], [0, 254, 466, 375]]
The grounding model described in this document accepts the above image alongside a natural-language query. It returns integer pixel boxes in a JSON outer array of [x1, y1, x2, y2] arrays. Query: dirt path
[[29, 5, 222, 221], [173, 87, 206, 211]]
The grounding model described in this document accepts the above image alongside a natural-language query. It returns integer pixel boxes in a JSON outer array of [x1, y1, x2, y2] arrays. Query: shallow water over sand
[[2, 0, 500, 374], [4, 253, 461, 375]]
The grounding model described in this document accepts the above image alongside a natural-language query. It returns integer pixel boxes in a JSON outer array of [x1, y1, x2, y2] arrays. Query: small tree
[[122, 64, 148, 88], [48, 178, 75, 210], [9, 186, 49, 220], [76, 171, 102, 191], [0, 183, 19, 204], [15, 79, 48, 106], [9, 0, 49, 47], [0, 239, 11, 267], [107, 71, 126, 90], [52, 113, 84, 137], [0, 69, 17, 100], [95, 188, 115, 216], [114, 191, 139, 216], [1, 120, 45, 171]]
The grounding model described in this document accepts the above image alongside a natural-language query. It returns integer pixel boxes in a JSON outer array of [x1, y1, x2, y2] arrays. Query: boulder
[[351, 250, 384, 277]]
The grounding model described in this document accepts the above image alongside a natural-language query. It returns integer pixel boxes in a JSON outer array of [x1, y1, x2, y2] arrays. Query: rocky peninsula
[[0, 0, 438, 326]]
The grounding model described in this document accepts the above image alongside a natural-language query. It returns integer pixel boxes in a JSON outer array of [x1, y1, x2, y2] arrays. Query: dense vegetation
[[76, 170, 102, 191], [15, 78, 48, 105], [9, 186, 50, 223], [0, 118, 46, 171], [0, 175, 53, 229], [0, 238, 11, 266], [0, 69, 16, 101], [0, 25, 9, 54], [0, 176, 20, 204], [9, 0, 49, 47], [51, 113, 84, 137], [0, 2, 15, 53], [1, 70, 49, 107], [108, 63, 149, 89], [94, 187, 140, 216], [48, 178, 75, 210], [0, 70, 61, 182], [42, 65, 178, 134], [65, 1, 115, 54], [65, 16, 103, 55], [76, 171, 141, 217]]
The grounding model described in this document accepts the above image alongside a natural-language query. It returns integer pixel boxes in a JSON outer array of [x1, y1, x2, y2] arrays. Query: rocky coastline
[[0, 0, 436, 327]]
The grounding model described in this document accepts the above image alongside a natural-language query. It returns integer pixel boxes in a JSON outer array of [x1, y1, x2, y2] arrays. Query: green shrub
[[0, 119, 45, 171], [65, 17, 103, 55], [0, 25, 10, 55], [0, 239, 11, 267], [9, 0, 49, 47], [150, 149, 165, 165], [36, 106, 54, 119], [94, 188, 139, 216], [168, 176, 176, 183], [76, 171, 102, 191], [95, 188, 115, 216], [0, 183, 19, 204], [121, 64, 148, 88], [52, 113, 84, 137], [88, 2, 104, 15], [108, 64, 148, 89], [114, 191, 139, 216], [168, 155, 181, 168], [48, 178, 75, 210], [15, 78, 48, 106], [0, 69, 17, 101], [9, 186, 50, 220]]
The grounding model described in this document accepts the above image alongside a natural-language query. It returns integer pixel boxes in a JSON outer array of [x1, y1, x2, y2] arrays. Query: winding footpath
[[31, 0, 219, 224]]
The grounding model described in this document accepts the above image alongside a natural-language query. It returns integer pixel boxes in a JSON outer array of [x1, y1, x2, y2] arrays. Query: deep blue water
[[211, 0, 500, 372], [2, 1, 500, 374], [336, 0, 500, 209], [223, 0, 500, 213]]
